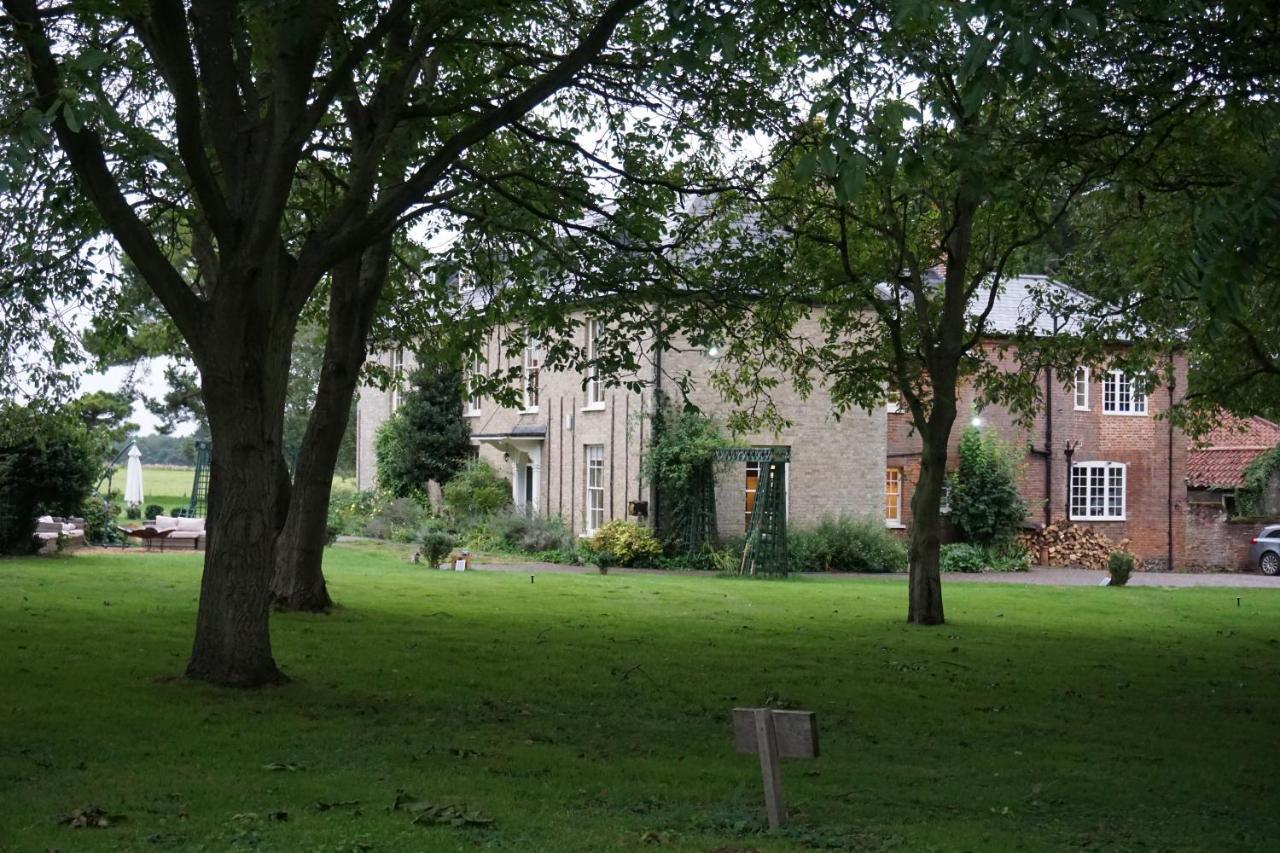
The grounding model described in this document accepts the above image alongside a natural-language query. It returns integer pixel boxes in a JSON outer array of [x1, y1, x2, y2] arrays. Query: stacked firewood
[[1017, 521, 1133, 570]]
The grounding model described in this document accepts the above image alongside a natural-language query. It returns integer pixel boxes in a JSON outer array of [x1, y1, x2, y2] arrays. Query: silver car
[[1248, 525, 1280, 575]]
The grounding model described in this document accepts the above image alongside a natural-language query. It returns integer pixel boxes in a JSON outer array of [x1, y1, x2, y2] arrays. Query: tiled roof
[[1186, 416, 1280, 489]]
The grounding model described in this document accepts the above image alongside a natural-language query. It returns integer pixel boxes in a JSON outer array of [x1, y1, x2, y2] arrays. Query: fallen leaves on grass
[[58, 806, 122, 829], [230, 810, 289, 822], [262, 761, 304, 771], [391, 792, 494, 828], [313, 799, 361, 812]]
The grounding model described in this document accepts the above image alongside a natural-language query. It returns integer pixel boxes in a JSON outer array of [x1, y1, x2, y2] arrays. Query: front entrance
[[524, 464, 536, 516]]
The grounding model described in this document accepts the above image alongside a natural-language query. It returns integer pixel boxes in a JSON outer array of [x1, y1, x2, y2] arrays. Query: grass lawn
[[109, 466, 358, 521], [2, 545, 1278, 851]]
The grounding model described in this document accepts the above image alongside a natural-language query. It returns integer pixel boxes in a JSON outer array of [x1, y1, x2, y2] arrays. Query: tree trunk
[[907, 431, 949, 625], [186, 378, 293, 687], [271, 245, 388, 611]]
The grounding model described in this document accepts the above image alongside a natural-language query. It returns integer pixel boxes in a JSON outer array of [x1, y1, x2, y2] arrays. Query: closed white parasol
[[124, 442, 145, 507]]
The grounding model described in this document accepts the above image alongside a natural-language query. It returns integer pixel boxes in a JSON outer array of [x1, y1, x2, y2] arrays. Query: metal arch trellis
[[189, 440, 211, 518], [671, 446, 790, 576], [728, 446, 790, 576]]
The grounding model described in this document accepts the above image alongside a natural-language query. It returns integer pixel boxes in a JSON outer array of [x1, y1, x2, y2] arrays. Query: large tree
[[1, 0, 668, 685], [687, 0, 1234, 624]]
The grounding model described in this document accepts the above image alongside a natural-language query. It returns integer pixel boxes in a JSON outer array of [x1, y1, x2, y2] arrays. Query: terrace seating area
[[33, 516, 86, 553]]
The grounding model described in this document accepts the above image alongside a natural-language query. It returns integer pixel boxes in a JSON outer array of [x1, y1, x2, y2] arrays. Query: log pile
[[1018, 521, 1133, 570]]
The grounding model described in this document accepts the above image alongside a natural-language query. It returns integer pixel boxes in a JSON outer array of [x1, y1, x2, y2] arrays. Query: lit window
[[1074, 366, 1089, 411], [1102, 370, 1146, 415], [523, 335, 543, 411], [885, 467, 903, 525], [744, 461, 760, 530], [586, 319, 604, 407], [585, 445, 605, 533], [466, 352, 482, 416], [1070, 462, 1126, 521]]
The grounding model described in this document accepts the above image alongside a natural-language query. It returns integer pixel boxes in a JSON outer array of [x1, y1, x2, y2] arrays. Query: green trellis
[[666, 445, 790, 576], [721, 447, 789, 576], [188, 440, 211, 518]]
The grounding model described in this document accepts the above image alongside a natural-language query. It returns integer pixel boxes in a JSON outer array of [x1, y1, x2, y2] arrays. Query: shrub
[[477, 511, 572, 554], [441, 460, 511, 522], [169, 506, 189, 518], [590, 520, 662, 567], [940, 542, 1031, 573], [420, 528, 457, 569], [81, 496, 123, 545], [362, 496, 429, 542], [125, 505, 142, 520], [787, 515, 907, 573], [940, 543, 987, 573], [0, 404, 102, 554], [1108, 551, 1135, 586], [654, 544, 738, 572], [144, 503, 164, 520], [947, 427, 1028, 546]]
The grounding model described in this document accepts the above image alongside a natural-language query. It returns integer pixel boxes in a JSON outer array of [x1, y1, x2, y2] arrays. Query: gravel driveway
[[470, 559, 1280, 588]]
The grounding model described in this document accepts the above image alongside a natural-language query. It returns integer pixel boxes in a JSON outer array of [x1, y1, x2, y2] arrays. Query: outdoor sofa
[[149, 515, 207, 550]]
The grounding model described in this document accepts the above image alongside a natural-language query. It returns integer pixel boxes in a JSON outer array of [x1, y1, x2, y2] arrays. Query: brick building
[[885, 276, 1189, 569], [357, 276, 1195, 568], [1183, 416, 1280, 570], [356, 313, 886, 541]]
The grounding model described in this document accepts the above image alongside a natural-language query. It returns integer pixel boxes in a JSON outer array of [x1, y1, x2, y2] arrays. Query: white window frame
[[744, 461, 760, 531], [884, 467, 904, 527], [465, 352, 483, 417], [1074, 366, 1090, 411], [390, 348, 404, 413], [1070, 461, 1127, 521], [522, 335, 542, 412], [584, 319, 605, 410], [1102, 370, 1147, 415], [585, 445, 605, 534]]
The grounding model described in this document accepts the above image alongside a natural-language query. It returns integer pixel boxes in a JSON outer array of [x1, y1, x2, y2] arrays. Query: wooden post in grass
[[733, 708, 818, 829]]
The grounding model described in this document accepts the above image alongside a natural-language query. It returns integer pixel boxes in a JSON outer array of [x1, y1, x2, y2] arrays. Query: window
[[390, 348, 404, 413], [465, 352, 482, 416], [1102, 370, 1147, 415], [523, 335, 543, 411], [1070, 461, 1126, 521], [586, 319, 604, 407], [585, 445, 605, 533], [1074, 366, 1090, 411], [885, 467, 903, 526], [744, 461, 761, 530]]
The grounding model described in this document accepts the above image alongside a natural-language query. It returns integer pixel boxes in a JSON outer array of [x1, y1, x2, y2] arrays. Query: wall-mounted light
[[706, 342, 724, 358], [971, 416, 984, 428]]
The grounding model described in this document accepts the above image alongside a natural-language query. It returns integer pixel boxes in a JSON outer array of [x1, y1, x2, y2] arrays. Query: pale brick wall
[[354, 309, 888, 542]]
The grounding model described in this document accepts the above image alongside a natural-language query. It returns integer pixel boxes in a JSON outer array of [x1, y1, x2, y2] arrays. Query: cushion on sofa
[[176, 517, 205, 533], [156, 515, 177, 529]]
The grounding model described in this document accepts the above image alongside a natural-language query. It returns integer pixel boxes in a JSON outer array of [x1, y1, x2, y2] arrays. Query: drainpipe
[[651, 337, 663, 537], [1168, 368, 1176, 571], [1064, 440, 1079, 516], [1044, 367, 1054, 526]]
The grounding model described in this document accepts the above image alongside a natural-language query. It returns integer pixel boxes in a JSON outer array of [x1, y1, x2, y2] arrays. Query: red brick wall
[[888, 345, 1189, 567], [1184, 503, 1262, 572]]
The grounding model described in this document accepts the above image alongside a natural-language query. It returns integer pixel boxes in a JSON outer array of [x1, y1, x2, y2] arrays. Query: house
[[883, 276, 1189, 569], [1183, 415, 1280, 570], [355, 314, 887, 541], [356, 276, 1194, 569]]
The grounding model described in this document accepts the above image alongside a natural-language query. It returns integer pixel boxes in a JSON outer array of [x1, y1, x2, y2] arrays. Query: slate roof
[[1186, 416, 1280, 489]]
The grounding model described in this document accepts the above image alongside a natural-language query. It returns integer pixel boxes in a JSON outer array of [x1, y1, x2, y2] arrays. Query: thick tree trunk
[[271, 246, 388, 611], [186, 383, 293, 686]]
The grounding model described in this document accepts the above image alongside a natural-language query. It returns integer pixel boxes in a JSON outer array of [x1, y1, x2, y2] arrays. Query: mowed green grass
[[2, 546, 1278, 852], [110, 466, 358, 520]]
